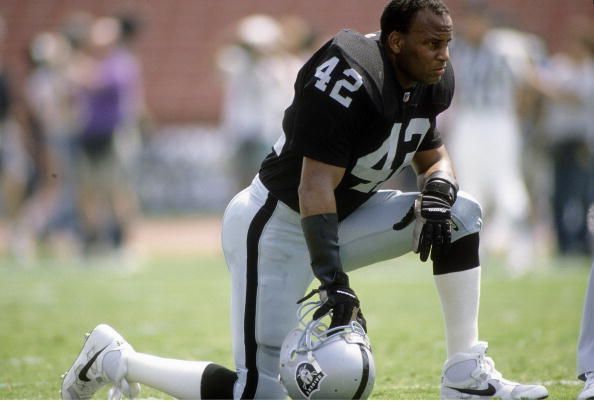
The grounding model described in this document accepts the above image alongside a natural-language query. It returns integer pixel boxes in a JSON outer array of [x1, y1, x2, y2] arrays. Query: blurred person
[[0, 13, 16, 216], [442, 5, 533, 272], [61, 1, 549, 399], [111, 12, 150, 184], [21, 31, 81, 256], [278, 14, 318, 62], [537, 18, 594, 256], [217, 14, 301, 192], [0, 14, 39, 260], [70, 17, 138, 255]]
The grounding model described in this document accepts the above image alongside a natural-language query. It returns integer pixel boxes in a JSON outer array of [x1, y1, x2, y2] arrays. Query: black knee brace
[[201, 363, 238, 400], [433, 233, 480, 275]]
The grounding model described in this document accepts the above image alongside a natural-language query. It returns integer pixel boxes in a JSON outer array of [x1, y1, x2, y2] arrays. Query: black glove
[[313, 281, 367, 332], [300, 214, 366, 331], [414, 193, 452, 262], [298, 272, 367, 332], [393, 172, 458, 263]]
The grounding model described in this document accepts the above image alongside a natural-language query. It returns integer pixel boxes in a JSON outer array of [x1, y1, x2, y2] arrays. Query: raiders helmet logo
[[295, 361, 326, 398]]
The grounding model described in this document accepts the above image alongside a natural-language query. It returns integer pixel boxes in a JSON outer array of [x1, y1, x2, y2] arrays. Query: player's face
[[392, 9, 453, 87]]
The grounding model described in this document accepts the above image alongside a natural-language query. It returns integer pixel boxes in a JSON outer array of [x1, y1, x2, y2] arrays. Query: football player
[[61, 0, 549, 399]]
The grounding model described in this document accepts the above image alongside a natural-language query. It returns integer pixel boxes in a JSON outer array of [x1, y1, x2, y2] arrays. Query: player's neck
[[387, 52, 417, 90]]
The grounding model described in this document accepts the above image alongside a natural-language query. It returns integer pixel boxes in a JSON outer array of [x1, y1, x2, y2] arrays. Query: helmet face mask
[[279, 302, 376, 400]]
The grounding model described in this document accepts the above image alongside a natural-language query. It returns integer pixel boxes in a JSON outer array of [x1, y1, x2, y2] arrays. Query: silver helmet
[[279, 301, 375, 399]]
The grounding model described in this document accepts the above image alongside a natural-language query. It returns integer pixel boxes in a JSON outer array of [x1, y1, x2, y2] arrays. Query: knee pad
[[201, 363, 237, 399], [433, 233, 480, 275], [451, 191, 483, 240]]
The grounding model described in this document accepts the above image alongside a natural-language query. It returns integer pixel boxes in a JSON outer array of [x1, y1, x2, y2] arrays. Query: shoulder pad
[[330, 30, 397, 115]]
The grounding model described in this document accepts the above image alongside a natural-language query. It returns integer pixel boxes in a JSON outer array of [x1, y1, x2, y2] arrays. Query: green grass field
[[0, 251, 590, 399]]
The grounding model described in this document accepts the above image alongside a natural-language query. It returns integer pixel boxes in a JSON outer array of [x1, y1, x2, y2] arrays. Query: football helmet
[[279, 301, 375, 399]]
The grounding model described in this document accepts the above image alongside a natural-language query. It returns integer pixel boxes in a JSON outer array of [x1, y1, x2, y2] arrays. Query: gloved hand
[[412, 192, 452, 262], [393, 172, 458, 263], [312, 273, 367, 332]]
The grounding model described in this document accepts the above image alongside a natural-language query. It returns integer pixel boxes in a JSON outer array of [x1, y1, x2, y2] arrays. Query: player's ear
[[387, 31, 404, 54]]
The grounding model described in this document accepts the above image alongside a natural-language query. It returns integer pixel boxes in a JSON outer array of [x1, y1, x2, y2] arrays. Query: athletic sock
[[434, 266, 481, 357], [125, 353, 211, 399]]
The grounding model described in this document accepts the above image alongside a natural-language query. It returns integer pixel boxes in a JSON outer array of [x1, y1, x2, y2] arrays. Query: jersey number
[[314, 56, 363, 108], [351, 118, 431, 193]]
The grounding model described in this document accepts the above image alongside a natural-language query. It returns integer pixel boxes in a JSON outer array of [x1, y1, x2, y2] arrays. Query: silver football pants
[[221, 175, 482, 399]]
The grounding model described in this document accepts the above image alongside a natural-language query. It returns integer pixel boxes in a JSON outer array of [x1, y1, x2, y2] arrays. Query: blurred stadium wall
[[1, 0, 592, 124]]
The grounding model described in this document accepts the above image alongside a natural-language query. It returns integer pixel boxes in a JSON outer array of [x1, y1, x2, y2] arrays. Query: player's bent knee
[[451, 191, 483, 237], [433, 233, 480, 275], [201, 363, 237, 400]]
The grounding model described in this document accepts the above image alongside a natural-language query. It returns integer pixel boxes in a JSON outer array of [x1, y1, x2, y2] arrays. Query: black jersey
[[259, 29, 454, 220]]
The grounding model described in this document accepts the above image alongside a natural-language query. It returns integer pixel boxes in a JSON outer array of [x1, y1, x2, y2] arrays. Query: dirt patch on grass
[[129, 215, 223, 257]]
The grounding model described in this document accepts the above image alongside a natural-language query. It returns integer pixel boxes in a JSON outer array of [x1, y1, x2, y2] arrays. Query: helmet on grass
[[279, 301, 375, 399]]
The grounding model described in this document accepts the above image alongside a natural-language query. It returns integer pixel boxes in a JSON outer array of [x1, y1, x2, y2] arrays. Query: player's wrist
[[301, 213, 344, 287], [422, 171, 458, 206]]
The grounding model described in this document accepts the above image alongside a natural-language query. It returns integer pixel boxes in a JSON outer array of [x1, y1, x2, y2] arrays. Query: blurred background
[[0, 0, 592, 269]]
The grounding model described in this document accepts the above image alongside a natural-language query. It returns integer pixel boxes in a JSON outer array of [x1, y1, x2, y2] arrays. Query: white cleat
[[578, 372, 594, 400], [60, 324, 140, 400], [440, 342, 548, 400]]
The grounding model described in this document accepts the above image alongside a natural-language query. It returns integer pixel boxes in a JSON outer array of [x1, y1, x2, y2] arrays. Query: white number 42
[[314, 56, 363, 108]]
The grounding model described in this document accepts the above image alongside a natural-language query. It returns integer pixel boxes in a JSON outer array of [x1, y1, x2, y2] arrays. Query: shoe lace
[[108, 378, 138, 400], [585, 372, 594, 387], [477, 354, 502, 382]]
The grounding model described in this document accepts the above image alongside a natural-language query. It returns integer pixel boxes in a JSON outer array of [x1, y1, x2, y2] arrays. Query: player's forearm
[[298, 157, 347, 285], [299, 184, 344, 286], [299, 183, 343, 286], [412, 145, 456, 189], [301, 212, 345, 286], [298, 184, 337, 217]]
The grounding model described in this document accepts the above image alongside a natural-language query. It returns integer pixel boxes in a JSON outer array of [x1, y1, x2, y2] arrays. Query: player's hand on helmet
[[393, 172, 458, 263], [310, 272, 367, 332]]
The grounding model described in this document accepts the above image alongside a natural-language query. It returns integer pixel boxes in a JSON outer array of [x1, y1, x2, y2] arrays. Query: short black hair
[[380, 0, 450, 44]]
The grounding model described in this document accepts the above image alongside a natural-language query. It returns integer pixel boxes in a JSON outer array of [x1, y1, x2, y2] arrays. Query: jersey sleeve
[[290, 49, 373, 168], [417, 117, 443, 151]]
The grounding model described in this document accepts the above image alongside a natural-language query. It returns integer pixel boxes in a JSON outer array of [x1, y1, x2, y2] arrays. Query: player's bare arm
[[411, 144, 456, 188], [298, 157, 345, 217], [298, 156, 366, 331]]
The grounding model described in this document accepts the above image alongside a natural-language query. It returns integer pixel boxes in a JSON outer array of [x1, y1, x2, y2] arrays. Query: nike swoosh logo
[[78, 345, 108, 382], [450, 220, 459, 231], [448, 383, 497, 396]]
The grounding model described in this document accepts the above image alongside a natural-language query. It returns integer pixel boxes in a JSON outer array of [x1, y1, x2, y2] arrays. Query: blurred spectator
[[278, 15, 318, 62], [112, 11, 150, 179], [442, 6, 534, 271], [537, 17, 594, 256], [70, 16, 141, 255], [216, 14, 303, 192], [0, 14, 39, 260], [22, 31, 80, 255]]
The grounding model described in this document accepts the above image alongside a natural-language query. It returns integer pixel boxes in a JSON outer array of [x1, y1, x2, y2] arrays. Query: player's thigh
[[222, 190, 312, 398], [223, 189, 311, 344], [256, 206, 312, 347], [339, 190, 482, 271], [339, 190, 417, 271]]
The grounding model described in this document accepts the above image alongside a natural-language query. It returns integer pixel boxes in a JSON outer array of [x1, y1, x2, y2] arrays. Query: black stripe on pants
[[241, 194, 278, 399]]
